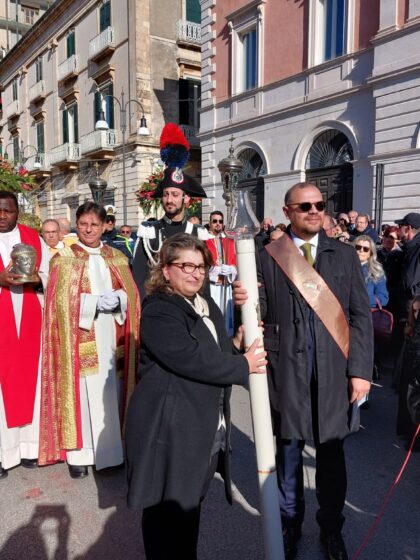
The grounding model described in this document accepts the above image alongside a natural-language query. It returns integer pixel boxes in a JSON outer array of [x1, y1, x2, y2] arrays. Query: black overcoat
[[125, 292, 249, 511], [258, 229, 373, 443]]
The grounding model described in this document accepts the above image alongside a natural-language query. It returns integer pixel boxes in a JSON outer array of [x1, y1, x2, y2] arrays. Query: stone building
[[200, 0, 420, 226], [0, 0, 202, 226]]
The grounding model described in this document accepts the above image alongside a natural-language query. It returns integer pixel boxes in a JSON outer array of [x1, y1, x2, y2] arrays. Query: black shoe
[[320, 531, 348, 560], [0, 463, 8, 479], [21, 458, 38, 469], [282, 526, 302, 560], [68, 464, 89, 479]]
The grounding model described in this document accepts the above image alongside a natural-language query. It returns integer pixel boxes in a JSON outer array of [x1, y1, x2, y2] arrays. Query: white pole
[[235, 238, 285, 560]]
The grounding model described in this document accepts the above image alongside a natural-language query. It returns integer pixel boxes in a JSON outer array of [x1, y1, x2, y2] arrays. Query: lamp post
[[4, 141, 41, 169], [95, 88, 150, 224], [218, 138, 284, 560]]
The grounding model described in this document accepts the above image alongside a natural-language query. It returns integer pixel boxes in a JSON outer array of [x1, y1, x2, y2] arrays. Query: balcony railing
[[50, 143, 81, 166], [58, 54, 79, 82], [179, 124, 199, 147], [80, 129, 119, 154], [89, 26, 115, 60], [25, 153, 50, 172], [29, 80, 46, 103], [6, 99, 19, 119], [176, 20, 201, 45]]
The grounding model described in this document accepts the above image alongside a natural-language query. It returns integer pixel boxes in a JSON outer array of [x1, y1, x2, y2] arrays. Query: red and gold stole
[[0, 224, 42, 428], [38, 244, 140, 465]]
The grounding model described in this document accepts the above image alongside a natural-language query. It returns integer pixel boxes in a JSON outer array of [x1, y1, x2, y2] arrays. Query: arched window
[[305, 129, 353, 169], [237, 148, 266, 181]]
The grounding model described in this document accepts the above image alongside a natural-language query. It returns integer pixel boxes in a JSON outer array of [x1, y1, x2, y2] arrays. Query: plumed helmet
[[152, 123, 206, 199]]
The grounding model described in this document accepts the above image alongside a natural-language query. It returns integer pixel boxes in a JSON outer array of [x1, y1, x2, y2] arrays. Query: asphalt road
[[0, 370, 419, 559]]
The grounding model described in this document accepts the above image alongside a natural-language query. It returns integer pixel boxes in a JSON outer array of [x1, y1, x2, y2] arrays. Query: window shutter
[[67, 32, 75, 57], [62, 109, 69, 144], [108, 83, 114, 128], [37, 123, 45, 153], [94, 90, 102, 125], [100, 1, 111, 31], [186, 0, 201, 23], [73, 104, 79, 143]]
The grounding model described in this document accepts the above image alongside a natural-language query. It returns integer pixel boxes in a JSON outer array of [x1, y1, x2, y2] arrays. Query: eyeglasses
[[170, 262, 209, 275], [211, 219, 223, 224], [287, 201, 326, 212], [355, 244, 370, 253], [121, 230, 131, 234]]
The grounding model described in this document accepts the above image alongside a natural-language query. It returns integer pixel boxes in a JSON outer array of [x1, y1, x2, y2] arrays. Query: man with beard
[[234, 183, 372, 560], [132, 124, 207, 298]]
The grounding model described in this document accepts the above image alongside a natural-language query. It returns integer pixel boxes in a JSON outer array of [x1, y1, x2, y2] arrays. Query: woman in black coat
[[125, 234, 266, 560]]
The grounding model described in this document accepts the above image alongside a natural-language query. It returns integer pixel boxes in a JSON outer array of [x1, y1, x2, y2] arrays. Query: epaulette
[[197, 226, 209, 241], [138, 221, 158, 239]]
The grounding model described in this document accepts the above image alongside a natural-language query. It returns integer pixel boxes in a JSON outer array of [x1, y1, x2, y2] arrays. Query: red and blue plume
[[160, 123, 190, 169]]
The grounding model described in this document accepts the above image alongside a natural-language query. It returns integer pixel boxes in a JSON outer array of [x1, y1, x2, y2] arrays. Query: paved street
[[0, 370, 419, 560]]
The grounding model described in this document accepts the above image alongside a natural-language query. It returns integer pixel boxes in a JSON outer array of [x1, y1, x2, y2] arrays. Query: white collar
[[77, 241, 103, 254], [290, 230, 319, 249]]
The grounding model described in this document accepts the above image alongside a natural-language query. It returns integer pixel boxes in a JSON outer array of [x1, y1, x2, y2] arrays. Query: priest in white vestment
[[39, 202, 140, 479], [0, 191, 50, 478]]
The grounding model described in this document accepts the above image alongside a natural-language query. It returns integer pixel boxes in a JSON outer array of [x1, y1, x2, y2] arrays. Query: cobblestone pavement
[[0, 370, 419, 559]]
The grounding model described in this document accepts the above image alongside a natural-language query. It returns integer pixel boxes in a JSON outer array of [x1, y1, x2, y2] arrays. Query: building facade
[[200, 0, 420, 226], [0, 0, 201, 226]]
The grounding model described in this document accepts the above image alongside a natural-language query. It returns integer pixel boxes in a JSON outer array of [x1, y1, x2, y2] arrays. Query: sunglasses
[[287, 201, 326, 212], [211, 219, 223, 224], [355, 244, 370, 253]]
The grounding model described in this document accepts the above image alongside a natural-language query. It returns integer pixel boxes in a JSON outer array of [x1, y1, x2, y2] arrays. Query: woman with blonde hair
[[352, 235, 388, 308]]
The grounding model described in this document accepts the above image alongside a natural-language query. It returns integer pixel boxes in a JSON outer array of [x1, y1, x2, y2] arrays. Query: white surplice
[[66, 242, 127, 470], [0, 226, 50, 470]]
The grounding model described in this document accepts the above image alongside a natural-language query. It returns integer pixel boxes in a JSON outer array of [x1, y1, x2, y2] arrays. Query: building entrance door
[[306, 164, 353, 215], [304, 129, 354, 215]]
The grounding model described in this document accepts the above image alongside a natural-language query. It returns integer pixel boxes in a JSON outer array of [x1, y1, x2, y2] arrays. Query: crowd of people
[[1, 124, 420, 560]]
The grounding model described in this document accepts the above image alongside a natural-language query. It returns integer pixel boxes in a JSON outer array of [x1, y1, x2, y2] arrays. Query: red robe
[[0, 224, 42, 428]]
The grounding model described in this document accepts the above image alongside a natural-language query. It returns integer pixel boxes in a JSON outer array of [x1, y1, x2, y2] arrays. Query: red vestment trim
[[0, 224, 42, 428], [206, 236, 236, 266]]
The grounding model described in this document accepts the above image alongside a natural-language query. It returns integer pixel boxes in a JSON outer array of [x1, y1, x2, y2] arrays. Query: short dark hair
[[76, 202, 107, 222], [209, 210, 224, 222], [0, 191, 18, 210]]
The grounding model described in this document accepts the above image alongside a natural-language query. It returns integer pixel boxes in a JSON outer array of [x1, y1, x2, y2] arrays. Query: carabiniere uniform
[[132, 214, 208, 300]]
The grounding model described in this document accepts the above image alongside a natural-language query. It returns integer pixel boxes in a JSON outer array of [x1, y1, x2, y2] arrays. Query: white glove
[[97, 290, 120, 312], [209, 266, 221, 283], [220, 264, 233, 276]]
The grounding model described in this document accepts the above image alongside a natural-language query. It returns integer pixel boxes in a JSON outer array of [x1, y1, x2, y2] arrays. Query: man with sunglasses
[[206, 211, 237, 335], [234, 183, 373, 560]]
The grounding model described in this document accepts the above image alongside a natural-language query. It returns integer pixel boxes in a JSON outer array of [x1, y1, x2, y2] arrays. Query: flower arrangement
[[0, 159, 36, 198], [136, 166, 202, 218]]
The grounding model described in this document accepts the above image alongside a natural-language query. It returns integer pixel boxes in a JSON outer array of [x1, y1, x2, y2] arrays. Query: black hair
[[75, 202, 107, 222], [0, 190, 18, 210], [209, 210, 224, 221]]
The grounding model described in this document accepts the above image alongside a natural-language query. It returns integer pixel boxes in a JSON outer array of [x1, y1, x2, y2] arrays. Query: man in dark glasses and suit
[[234, 183, 373, 560]]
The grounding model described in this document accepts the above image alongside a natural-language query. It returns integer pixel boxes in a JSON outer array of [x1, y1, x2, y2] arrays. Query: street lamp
[[218, 138, 285, 560], [4, 141, 41, 169], [95, 88, 150, 224]]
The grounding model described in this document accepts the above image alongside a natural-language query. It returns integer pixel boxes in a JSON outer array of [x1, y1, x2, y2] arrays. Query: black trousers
[[141, 452, 220, 560]]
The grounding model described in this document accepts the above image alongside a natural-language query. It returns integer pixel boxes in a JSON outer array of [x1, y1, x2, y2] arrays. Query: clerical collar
[[163, 214, 187, 226]]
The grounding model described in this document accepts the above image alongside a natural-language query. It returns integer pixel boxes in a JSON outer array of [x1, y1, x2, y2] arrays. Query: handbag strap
[[374, 296, 382, 310]]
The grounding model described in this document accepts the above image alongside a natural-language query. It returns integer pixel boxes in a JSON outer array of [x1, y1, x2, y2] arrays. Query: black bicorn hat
[[152, 123, 207, 199]]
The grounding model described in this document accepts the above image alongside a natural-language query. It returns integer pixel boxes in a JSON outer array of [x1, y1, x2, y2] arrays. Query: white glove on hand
[[220, 264, 233, 276], [97, 290, 120, 312], [209, 266, 221, 283]]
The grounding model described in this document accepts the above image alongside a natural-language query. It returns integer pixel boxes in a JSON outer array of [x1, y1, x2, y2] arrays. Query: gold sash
[[265, 235, 349, 359]]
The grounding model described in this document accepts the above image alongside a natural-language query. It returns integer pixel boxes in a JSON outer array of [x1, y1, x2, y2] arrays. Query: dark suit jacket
[[125, 293, 248, 511], [258, 229, 373, 443]]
